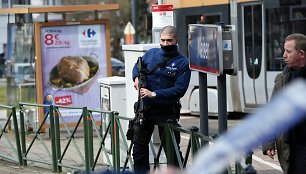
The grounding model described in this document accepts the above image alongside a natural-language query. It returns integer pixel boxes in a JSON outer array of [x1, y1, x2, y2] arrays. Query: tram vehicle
[[163, 0, 306, 115]]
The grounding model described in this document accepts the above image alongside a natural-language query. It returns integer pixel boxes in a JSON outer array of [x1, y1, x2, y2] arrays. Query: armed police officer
[[131, 26, 191, 173]]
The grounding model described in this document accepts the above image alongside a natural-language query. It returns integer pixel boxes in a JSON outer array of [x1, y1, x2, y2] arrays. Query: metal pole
[[19, 105, 27, 166], [111, 112, 120, 172], [12, 107, 23, 165], [165, 123, 174, 166], [217, 75, 228, 174], [131, 0, 138, 44], [199, 72, 209, 140], [230, 0, 239, 75], [83, 107, 90, 172], [49, 105, 58, 172], [88, 110, 94, 169], [230, 0, 238, 25], [54, 107, 62, 172], [217, 75, 227, 134]]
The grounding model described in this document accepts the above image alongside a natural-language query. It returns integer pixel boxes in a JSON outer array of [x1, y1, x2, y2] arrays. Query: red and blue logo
[[82, 28, 96, 38]]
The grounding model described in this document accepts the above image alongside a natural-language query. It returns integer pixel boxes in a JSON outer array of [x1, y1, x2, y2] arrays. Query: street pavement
[[0, 113, 283, 174]]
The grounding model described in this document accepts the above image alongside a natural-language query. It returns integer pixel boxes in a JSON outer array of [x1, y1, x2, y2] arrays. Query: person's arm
[[132, 62, 140, 83], [261, 72, 283, 159]]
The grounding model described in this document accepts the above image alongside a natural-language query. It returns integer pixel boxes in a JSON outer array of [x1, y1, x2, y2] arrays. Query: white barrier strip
[[187, 79, 306, 174]]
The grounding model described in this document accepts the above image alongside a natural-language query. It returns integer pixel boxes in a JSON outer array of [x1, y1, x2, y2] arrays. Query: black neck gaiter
[[160, 45, 179, 57]]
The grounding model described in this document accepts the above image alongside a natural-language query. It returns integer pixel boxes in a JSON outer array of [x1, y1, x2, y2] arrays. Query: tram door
[[241, 2, 268, 108]]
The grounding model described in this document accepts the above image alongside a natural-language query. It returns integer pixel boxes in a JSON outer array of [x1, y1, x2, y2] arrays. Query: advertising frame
[[34, 20, 111, 128]]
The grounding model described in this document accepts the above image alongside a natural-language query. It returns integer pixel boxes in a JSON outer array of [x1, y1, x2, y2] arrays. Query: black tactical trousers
[[132, 118, 182, 174]]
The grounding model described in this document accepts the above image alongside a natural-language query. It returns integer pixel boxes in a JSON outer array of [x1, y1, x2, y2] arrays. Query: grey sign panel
[[188, 24, 223, 75]]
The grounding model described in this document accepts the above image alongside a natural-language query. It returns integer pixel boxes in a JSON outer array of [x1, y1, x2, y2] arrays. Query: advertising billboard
[[188, 24, 223, 75], [35, 20, 111, 126]]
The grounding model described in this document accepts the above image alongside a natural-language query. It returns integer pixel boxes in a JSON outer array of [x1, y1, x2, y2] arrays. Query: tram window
[[244, 5, 262, 79], [266, 7, 290, 71], [291, 6, 306, 20]]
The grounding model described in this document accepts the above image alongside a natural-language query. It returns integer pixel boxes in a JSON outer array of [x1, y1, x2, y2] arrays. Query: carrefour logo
[[82, 28, 96, 38], [78, 25, 101, 48]]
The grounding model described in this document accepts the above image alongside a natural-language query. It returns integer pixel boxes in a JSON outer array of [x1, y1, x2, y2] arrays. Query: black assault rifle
[[126, 57, 146, 140], [135, 56, 146, 125]]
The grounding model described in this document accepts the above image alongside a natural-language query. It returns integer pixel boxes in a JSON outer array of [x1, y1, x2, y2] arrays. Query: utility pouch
[[134, 101, 139, 113], [132, 121, 152, 145], [126, 119, 134, 140], [175, 102, 182, 119]]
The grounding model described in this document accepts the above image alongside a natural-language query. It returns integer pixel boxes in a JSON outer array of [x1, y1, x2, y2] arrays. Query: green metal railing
[[0, 103, 256, 174], [0, 104, 22, 165], [19, 103, 58, 171]]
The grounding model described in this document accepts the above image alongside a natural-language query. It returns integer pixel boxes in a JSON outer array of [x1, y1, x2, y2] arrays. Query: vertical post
[[230, 0, 238, 76], [7, 76, 16, 129], [165, 123, 174, 166], [12, 107, 23, 165], [88, 110, 94, 169], [131, 0, 138, 44], [19, 104, 27, 166], [94, 10, 99, 20], [49, 105, 58, 172], [54, 107, 62, 172], [190, 126, 199, 156], [218, 75, 229, 174], [217, 75, 227, 134], [111, 112, 120, 172], [83, 107, 92, 172], [230, 0, 238, 26], [199, 72, 209, 144]]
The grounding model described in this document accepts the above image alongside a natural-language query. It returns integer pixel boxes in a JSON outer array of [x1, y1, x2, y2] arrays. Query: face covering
[[160, 44, 178, 53]]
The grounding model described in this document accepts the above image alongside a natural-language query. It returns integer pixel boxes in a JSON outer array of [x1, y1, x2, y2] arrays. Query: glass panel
[[291, 6, 306, 34], [252, 5, 262, 79], [291, 6, 306, 20], [266, 6, 306, 71], [7, 23, 36, 103], [244, 4, 263, 79], [244, 6, 254, 78], [266, 7, 290, 71]]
